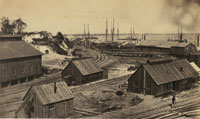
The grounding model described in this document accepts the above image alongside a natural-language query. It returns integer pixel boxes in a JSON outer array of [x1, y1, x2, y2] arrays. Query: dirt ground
[[107, 63, 135, 79], [79, 83, 200, 119], [72, 85, 143, 118]]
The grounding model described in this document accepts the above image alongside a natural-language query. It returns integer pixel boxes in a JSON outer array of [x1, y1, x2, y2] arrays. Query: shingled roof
[[24, 81, 74, 105], [143, 59, 198, 85], [0, 41, 43, 60], [72, 58, 103, 76], [0, 34, 22, 38], [135, 40, 190, 48]]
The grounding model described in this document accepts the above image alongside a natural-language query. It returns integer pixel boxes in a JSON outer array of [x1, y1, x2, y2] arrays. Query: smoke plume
[[163, 0, 200, 32]]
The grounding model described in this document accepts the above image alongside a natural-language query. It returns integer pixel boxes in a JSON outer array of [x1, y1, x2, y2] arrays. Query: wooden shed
[[16, 81, 74, 118], [61, 58, 106, 85], [128, 59, 198, 96], [0, 40, 43, 87], [135, 40, 197, 55]]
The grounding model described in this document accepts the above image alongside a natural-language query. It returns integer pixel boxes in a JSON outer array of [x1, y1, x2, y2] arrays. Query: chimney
[[197, 35, 199, 47], [178, 24, 180, 40], [144, 34, 146, 40], [180, 67, 183, 72], [180, 25, 183, 41], [167, 70, 170, 74], [130, 29, 132, 39], [87, 24, 90, 38], [54, 82, 57, 94]]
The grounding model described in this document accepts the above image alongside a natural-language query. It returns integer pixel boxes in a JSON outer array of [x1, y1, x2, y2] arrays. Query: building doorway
[[172, 82, 176, 91]]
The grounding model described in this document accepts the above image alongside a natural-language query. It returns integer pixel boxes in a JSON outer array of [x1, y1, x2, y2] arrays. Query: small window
[[167, 83, 172, 89], [22, 66, 25, 73], [49, 104, 55, 110], [38, 64, 40, 71], [183, 80, 188, 84], [30, 66, 33, 72], [13, 68, 16, 75]]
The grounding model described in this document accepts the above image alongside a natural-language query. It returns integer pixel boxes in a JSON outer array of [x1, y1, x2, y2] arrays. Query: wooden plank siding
[[62, 59, 105, 85], [135, 46, 170, 53], [82, 72, 103, 84], [22, 87, 74, 118], [61, 62, 83, 85], [128, 67, 174, 96], [171, 44, 197, 55], [128, 64, 196, 96], [0, 56, 42, 83]]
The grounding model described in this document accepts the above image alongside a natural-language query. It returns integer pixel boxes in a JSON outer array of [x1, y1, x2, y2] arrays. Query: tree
[[13, 18, 27, 34], [1, 17, 15, 34], [0, 17, 27, 34], [56, 32, 64, 44], [56, 32, 64, 39]]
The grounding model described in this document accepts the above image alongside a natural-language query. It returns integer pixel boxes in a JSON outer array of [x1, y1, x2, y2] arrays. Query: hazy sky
[[0, 0, 200, 34]]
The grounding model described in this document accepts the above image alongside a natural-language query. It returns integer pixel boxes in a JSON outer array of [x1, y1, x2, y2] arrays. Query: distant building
[[128, 59, 198, 96], [16, 81, 74, 118], [0, 39, 43, 87], [62, 58, 108, 85], [0, 34, 22, 41], [135, 40, 200, 67], [135, 40, 197, 55]]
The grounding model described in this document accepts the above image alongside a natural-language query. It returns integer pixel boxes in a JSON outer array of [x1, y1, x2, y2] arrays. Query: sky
[[0, 0, 200, 34]]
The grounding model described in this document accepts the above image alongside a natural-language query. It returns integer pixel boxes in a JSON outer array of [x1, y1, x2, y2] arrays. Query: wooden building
[[135, 40, 200, 67], [62, 58, 107, 85], [135, 40, 197, 55], [128, 59, 198, 96], [16, 81, 74, 118], [0, 40, 43, 87]]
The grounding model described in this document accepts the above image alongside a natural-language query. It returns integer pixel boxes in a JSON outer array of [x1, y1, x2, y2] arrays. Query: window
[[37, 64, 40, 71], [48, 104, 55, 110], [13, 68, 16, 75], [167, 83, 172, 89], [22, 66, 25, 73], [182, 80, 188, 84], [30, 66, 33, 72]]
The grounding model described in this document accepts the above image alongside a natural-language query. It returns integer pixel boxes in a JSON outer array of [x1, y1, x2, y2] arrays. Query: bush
[[116, 90, 124, 96]]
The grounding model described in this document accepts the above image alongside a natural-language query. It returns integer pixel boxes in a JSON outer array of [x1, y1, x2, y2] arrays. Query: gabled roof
[[190, 62, 200, 73], [0, 41, 43, 60], [24, 81, 74, 105], [72, 58, 103, 76], [135, 40, 190, 48], [0, 34, 22, 38], [143, 59, 198, 85]]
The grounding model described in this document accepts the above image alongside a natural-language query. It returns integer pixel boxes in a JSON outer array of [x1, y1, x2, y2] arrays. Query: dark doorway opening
[[1, 81, 10, 87], [172, 82, 176, 91], [20, 78, 26, 83], [11, 79, 18, 85], [28, 76, 34, 82]]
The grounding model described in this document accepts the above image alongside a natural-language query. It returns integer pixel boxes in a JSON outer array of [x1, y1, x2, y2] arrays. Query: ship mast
[[117, 22, 119, 40], [105, 19, 108, 43], [84, 24, 86, 39], [111, 19, 115, 42], [88, 24, 90, 38]]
